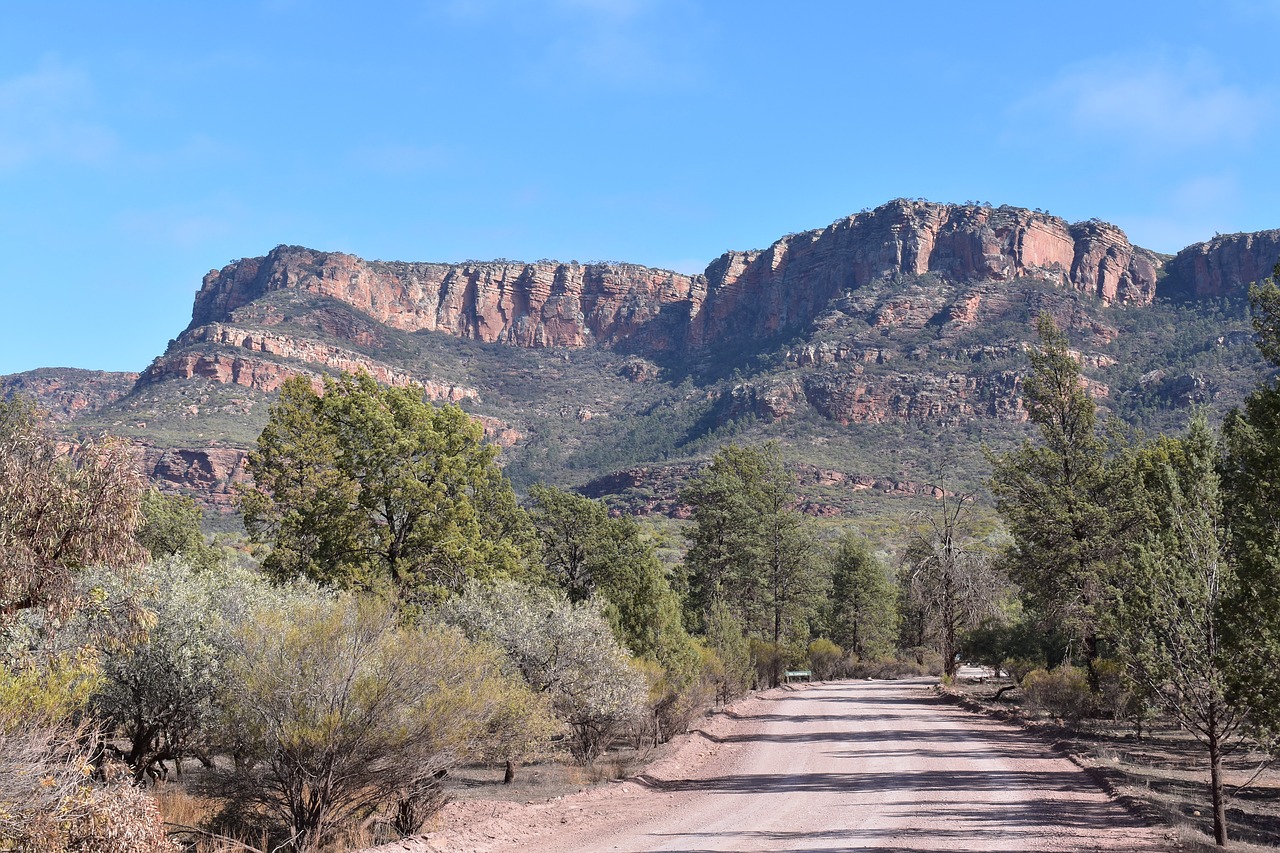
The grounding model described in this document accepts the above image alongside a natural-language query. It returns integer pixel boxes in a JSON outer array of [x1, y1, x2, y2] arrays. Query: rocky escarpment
[[188, 200, 1164, 354], [141, 324, 479, 401], [1, 369, 139, 422], [687, 201, 1161, 348], [1160, 230, 1280, 301], [730, 369, 1027, 425], [190, 248, 704, 350]]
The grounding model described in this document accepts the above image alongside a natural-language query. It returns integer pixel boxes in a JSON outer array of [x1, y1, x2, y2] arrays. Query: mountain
[[5, 200, 1276, 525]]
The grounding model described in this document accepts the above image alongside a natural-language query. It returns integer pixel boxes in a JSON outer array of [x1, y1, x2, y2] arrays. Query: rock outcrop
[[129, 444, 251, 509], [1, 369, 139, 422], [141, 324, 479, 400], [188, 201, 1163, 355], [1160, 230, 1280, 301], [189, 248, 703, 350], [687, 201, 1160, 348]]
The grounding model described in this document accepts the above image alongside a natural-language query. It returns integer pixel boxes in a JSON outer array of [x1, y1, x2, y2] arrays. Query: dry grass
[[947, 674, 1280, 850]]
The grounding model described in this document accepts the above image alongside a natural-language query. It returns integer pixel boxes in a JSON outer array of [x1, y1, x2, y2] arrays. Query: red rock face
[[127, 444, 251, 509], [1, 369, 139, 422], [191, 248, 704, 350], [687, 202, 1160, 348], [189, 201, 1163, 357], [142, 324, 479, 400], [1161, 230, 1280, 301]]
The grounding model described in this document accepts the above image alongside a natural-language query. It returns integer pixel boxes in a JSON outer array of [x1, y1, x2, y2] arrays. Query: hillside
[[5, 199, 1276, 526]]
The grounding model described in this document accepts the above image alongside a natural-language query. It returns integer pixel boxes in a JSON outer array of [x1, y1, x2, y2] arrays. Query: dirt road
[[389, 678, 1171, 853]]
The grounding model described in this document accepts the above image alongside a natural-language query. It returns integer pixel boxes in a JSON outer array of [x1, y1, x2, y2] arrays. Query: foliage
[[988, 314, 1126, 666], [0, 396, 146, 621], [1021, 665, 1092, 724], [826, 533, 897, 660], [681, 442, 826, 685], [442, 580, 647, 764], [135, 489, 221, 572], [214, 592, 542, 852], [960, 617, 1067, 680], [81, 558, 260, 783], [1221, 263, 1280, 746], [701, 600, 754, 702], [240, 372, 531, 605], [527, 485, 698, 681], [807, 638, 843, 680], [0, 714, 176, 853], [0, 653, 101, 725], [1109, 413, 1249, 764]]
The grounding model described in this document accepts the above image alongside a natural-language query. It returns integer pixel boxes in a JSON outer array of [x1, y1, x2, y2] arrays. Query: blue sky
[[2, 0, 1278, 374]]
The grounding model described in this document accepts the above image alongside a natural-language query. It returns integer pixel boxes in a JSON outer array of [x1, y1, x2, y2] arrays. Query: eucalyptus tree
[[902, 488, 1002, 678]]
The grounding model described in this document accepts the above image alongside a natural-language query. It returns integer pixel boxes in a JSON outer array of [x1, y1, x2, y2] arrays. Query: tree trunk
[[1209, 707, 1228, 847], [773, 600, 783, 688], [503, 760, 515, 785]]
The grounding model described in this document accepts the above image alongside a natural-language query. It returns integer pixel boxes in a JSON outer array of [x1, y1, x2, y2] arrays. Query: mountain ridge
[[5, 199, 1277, 523]]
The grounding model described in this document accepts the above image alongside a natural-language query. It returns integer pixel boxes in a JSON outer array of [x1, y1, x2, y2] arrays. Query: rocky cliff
[[11, 197, 1277, 516], [189, 248, 704, 350], [1160, 230, 1280, 301], [188, 200, 1165, 356], [1, 369, 139, 422]]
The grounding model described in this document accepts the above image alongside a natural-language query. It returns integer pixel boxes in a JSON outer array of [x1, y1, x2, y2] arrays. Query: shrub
[[0, 713, 176, 853], [214, 593, 546, 852], [807, 638, 843, 680], [442, 580, 646, 766], [1022, 664, 1092, 724], [844, 654, 937, 680], [82, 558, 261, 782], [702, 602, 753, 703]]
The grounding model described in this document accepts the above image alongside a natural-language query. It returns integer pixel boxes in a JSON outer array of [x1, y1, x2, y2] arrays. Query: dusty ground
[[947, 674, 1280, 852], [364, 678, 1175, 853]]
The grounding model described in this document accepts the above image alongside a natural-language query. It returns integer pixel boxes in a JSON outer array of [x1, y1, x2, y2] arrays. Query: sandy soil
[[365, 678, 1175, 853]]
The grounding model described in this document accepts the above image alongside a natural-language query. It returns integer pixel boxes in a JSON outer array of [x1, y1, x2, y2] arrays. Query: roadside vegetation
[[5, 264, 1280, 851]]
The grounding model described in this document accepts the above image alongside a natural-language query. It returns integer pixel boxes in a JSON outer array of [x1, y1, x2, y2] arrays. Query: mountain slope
[[7, 199, 1276, 521]]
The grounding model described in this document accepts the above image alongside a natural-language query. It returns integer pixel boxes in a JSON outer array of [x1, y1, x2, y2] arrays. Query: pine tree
[[1221, 263, 1280, 741], [989, 314, 1124, 669], [1111, 414, 1249, 847]]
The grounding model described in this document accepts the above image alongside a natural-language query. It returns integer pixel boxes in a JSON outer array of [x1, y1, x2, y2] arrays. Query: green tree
[[136, 488, 221, 571], [529, 486, 692, 656], [528, 486, 702, 741], [1111, 414, 1250, 847], [681, 442, 825, 685], [989, 314, 1123, 669], [1221, 262, 1280, 742], [240, 373, 531, 604], [827, 533, 897, 660]]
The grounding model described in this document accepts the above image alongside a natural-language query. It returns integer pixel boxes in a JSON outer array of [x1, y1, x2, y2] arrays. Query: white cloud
[[1018, 54, 1268, 154], [0, 59, 119, 171]]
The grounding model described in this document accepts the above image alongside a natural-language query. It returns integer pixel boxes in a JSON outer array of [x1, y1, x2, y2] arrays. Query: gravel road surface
[[382, 678, 1171, 853]]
